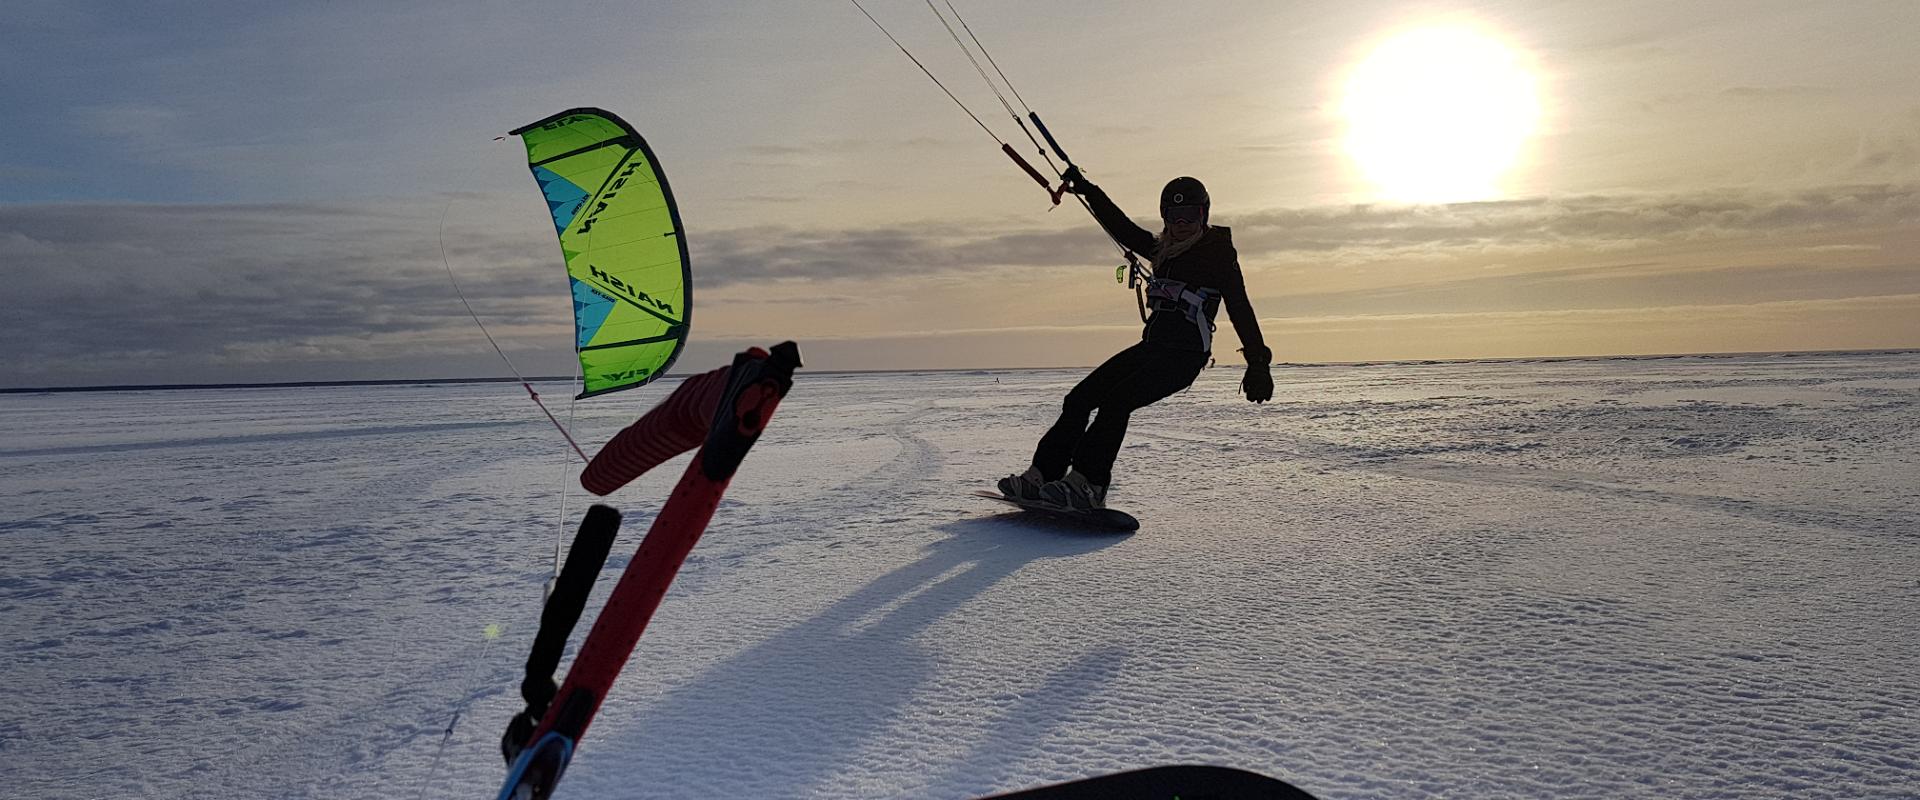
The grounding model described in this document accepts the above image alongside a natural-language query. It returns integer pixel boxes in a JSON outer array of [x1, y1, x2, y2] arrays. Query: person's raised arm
[[1063, 167, 1156, 255]]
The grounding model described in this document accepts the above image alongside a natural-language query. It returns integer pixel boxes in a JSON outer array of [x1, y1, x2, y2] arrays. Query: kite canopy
[[510, 108, 690, 398]]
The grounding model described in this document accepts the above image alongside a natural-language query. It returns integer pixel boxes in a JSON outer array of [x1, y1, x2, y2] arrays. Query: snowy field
[[3, 351, 1917, 800]]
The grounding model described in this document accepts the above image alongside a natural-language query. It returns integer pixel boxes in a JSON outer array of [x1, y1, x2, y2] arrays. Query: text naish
[[601, 367, 652, 384], [577, 161, 645, 235], [590, 265, 675, 315]]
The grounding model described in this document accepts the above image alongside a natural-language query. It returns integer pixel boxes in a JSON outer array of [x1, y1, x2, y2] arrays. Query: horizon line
[[4, 347, 1915, 395]]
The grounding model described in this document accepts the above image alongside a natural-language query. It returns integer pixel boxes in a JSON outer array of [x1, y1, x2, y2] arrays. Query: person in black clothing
[[999, 170, 1272, 510]]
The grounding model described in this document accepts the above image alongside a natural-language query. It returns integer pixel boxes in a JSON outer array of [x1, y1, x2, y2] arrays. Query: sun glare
[[1342, 25, 1541, 204]]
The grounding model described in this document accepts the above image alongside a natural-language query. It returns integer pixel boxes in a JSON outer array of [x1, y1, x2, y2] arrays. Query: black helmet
[[1160, 176, 1209, 217]]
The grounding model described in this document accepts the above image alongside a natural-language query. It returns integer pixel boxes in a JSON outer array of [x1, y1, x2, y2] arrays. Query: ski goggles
[[1162, 205, 1206, 224]]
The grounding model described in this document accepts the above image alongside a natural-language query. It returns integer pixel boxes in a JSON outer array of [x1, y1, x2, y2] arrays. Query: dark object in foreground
[[973, 489, 1140, 532], [982, 764, 1320, 799], [497, 342, 802, 800], [498, 505, 621, 767]]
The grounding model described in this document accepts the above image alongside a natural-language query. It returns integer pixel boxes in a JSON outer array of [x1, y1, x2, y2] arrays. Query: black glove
[[1060, 165, 1094, 196], [1241, 345, 1273, 404]]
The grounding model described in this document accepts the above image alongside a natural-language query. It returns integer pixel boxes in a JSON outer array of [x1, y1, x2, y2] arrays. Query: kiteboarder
[[999, 170, 1272, 510]]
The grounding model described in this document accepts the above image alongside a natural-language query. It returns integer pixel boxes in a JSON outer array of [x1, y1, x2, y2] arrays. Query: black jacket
[[1082, 182, 1267, 358]]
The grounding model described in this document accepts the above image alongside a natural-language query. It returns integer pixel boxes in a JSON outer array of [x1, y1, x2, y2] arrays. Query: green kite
[[511, 108, 690, 398]]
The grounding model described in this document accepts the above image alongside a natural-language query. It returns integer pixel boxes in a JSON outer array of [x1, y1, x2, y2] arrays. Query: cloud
[[0, 201, 567, 384], [0, 4, 729, 203], [690, 223, 1110, 287], [694, 184, 1920, 288], [1228, 185, 1920, 258], [1645, 85, 1834, 111], [4, 182, 1916, 386], [740, 137, 957, 158], [1722, 85, 1832, 99], [1849, 111, 1920, 179]]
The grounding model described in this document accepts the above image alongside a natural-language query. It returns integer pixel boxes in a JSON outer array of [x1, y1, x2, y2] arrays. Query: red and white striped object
[[578, 347, 769, 495]]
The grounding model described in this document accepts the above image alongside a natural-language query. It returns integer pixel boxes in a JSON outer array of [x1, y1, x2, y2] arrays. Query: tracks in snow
[[1131, 424, 1905, 538]]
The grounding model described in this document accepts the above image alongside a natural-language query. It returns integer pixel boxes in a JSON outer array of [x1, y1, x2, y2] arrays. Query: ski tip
[[496, 731, 576, 800]]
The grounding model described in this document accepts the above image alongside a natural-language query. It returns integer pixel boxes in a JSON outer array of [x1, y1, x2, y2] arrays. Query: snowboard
[[971, 490, 1139, 532]]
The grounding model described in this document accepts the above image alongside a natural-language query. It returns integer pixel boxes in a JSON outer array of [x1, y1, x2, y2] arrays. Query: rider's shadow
[[579, 516, 1128, 798]]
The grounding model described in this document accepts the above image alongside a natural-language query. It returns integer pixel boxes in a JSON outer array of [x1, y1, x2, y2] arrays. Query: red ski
[[498, 342, 801, 800]]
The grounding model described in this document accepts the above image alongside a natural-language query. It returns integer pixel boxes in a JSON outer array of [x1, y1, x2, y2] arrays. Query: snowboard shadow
[[966, 508, 1140, 536]]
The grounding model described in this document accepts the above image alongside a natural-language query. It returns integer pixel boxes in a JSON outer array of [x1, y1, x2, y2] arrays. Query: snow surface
[[3, 352, 1917, 799]]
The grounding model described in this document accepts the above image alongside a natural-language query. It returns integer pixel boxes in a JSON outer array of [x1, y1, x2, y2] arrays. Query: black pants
[[1031, 341, 1209, 486]]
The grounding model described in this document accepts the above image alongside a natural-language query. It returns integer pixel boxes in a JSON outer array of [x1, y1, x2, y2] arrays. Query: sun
[[1342, 25, 1541, 204]]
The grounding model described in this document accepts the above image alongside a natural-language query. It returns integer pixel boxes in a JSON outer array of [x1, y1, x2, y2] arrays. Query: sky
[[3, 0, 1918, 387]]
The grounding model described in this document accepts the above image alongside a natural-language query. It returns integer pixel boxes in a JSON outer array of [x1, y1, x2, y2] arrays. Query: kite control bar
[[1001, 143, 1069, 206], [1030, 112, 1072, 166], [847, 0, 1148, 313], [998, 113, 1077, 206], [1027, 111, 1151, 299]]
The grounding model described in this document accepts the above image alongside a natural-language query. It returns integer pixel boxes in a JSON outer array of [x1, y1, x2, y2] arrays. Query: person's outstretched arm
[[1064, 168, 1156, 255]]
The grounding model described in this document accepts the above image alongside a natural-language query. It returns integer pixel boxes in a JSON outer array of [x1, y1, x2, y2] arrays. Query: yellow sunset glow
[[1342, 26, 1541, 204]]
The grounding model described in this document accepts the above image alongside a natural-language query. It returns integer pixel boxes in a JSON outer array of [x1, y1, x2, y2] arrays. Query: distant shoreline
[[4, 348, 1915, 395]]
